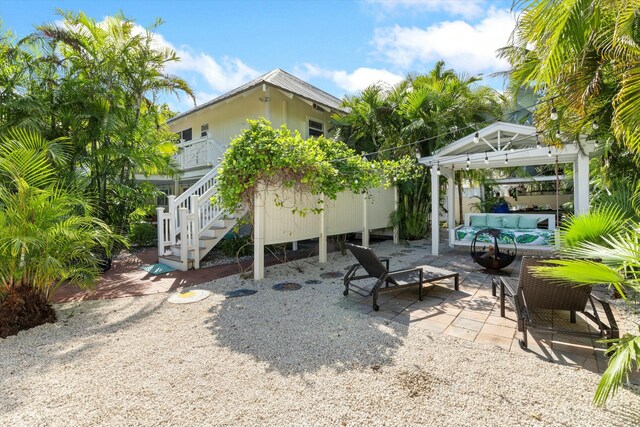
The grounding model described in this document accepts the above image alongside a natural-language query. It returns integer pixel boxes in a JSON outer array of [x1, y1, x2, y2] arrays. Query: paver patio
[[342, 248, 619, 375]]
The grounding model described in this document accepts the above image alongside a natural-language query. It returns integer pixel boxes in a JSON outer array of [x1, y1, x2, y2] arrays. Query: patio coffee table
[[412, 265, 459, 291]]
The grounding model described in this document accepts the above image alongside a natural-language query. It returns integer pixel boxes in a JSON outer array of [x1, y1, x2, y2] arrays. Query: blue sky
[[2, 0, 516, 112]]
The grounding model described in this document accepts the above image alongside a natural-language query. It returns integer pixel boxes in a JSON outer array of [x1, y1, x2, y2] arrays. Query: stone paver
[[349, 245, 618, 374]]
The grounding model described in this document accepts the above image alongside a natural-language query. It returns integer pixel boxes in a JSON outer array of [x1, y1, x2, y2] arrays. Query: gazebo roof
[[420, 121, 596, 170]]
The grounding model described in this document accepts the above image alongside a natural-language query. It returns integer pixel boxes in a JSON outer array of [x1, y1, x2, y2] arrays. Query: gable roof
[[168, 68, 345, 123]]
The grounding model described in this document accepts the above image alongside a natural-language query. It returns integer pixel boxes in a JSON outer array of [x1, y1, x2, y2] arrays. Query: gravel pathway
[[1, 241, 639, 426]]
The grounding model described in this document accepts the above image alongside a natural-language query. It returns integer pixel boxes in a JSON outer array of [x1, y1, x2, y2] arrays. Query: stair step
[[200, 236, 217, 241], [209, 226, 226, 230], [161, 255, 195, 262]]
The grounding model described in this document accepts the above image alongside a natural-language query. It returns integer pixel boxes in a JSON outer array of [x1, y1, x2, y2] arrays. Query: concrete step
[[159, 255, 194, 270]]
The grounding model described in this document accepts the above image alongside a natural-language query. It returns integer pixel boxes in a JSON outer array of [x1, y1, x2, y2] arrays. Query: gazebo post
[[444, 170, 456, 248], [431, 164, 439, 255], [573, 152, 590, 215]]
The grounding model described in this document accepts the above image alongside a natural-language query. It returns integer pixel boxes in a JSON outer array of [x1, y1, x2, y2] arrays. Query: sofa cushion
[[502, 215, 520, 229], [518, 215, 540, 229], [469, 214, 487, 227], [486, 215, 503, 228]]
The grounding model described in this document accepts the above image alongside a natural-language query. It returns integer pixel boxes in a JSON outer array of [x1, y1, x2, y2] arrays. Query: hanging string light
[[555, 129, 561, 139], [484, 152, 489, 164], [415, 147, 421, 159], [536, 133, 541, 149], [504, 154, 509, 164], [550, 100, 558, 121], [436, 161, 441, 175], [594, 138, 599, 147], [548, 146, 552, 157], [473, 132, 479, 143], [592, 121, 599, 130]]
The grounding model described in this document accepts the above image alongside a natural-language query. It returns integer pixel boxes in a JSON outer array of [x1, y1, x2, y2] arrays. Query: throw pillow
[[486, 215, 503, 228], [502, 215, 520, 229], [470, 215, 487, 227], [518, 215, 540, 229]]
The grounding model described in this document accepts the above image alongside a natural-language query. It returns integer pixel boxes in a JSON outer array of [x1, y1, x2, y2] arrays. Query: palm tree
[[26, 11, 195, 227], [503, 0, 640, 405], [503, 0, 640, 152], [0, 128, 123, 337]]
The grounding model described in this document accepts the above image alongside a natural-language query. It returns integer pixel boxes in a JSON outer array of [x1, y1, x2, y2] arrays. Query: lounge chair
[[343, 243, 425, 311], [495, 256, 619, 349]]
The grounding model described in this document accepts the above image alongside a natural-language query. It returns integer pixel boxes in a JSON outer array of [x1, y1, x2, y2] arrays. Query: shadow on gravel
[[0, 297, 163, 414], [204, 280, 410, 376]]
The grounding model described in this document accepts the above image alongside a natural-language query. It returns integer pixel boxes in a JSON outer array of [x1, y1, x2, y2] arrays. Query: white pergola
[[419, 121, 596, 255]]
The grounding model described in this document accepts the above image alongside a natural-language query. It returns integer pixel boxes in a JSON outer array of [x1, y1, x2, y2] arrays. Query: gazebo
[[419, 121, 596, 255]]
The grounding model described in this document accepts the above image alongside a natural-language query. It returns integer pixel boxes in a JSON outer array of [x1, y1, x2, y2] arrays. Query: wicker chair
[[343, 243, 425, 311], [495, 256, 619, 349]]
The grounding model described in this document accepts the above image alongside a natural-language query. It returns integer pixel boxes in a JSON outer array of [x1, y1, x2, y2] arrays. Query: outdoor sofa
[[454, 213, 557, 250]]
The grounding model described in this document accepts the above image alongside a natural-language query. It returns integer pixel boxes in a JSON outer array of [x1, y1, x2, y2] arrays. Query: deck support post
[[254, 182, 266, 280], [319, 194, 327, 263], [393, 186, 399, 244], [362, 192, 370, 248]]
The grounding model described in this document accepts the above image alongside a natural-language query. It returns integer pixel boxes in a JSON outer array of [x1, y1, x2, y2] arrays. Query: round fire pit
[[471, 228, 517, 271]]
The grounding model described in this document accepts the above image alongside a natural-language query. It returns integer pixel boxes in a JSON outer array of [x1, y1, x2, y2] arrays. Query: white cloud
[[54, 18, 261, 108], [138, 26, 260, 95], [365, 0, 487, 19], [298, 64, 403, 93], [372, 7, 515, 74]]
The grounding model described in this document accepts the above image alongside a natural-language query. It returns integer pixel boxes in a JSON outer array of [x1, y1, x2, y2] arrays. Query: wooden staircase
[[156, 165, 243, 271]]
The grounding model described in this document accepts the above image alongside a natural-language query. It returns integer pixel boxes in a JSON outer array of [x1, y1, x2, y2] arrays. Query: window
[[176, 128, 192, 142], [308, 119, 324, 138], [200, 123, 209, 138]]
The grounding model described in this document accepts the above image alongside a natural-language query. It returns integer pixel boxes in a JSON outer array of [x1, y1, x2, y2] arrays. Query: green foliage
[[218, 236, 253, 258], [128, 222, 157, 247], [594, 330, 640, 406], [0, 12, 194, 231], [560, 205, 629, 248], [0, 128, 125, 301], [214, 119, 416, 214], [332, 62, 504, 236], [535, 184, 640, 405], [390, 170, 431, 240]]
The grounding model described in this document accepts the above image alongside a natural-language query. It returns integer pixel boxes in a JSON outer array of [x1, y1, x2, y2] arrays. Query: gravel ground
[[1, 241, 639, 427]]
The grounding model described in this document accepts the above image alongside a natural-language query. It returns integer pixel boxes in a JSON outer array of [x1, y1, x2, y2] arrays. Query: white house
[[145, 68, 345, 193], [152, 69, 356, 271]]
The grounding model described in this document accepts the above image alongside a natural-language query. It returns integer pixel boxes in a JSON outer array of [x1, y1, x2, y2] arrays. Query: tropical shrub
[[504, 0, 640, 405], [218, 236, 253, 258], [0, 129, 123, 337], [129, 222, 157, 247], [0, 12, 194, 232]]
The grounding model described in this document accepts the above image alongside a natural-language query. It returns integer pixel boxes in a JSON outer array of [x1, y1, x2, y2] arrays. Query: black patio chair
[[495, 256, 619, 349], [343, 243, 425, 311]]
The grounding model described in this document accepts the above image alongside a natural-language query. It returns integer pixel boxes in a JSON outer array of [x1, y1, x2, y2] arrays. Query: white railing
[[156, 210, 173, 257], [167, 164, 221, 244], [157, 163, 234, 269], [175, 134, 226, 170]]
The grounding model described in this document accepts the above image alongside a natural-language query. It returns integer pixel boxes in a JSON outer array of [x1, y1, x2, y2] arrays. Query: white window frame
[[177, 128, 192, 142], [200, 123, 209, 138], [307, 117, 325, 138]]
